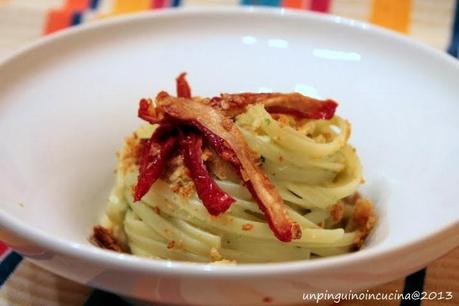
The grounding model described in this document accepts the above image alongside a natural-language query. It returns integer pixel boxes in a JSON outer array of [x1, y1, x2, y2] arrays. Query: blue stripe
[[71, 12, 82, 26], [258, 0, 281, 6], [90, 0, 100, 10], [447, 0, 459, 58], [400, 268, 426, 306], [84, 290, 132, 306], [240, 0, 256, 5], [0, 252, 23, 287], [172, 0, 181, 7]]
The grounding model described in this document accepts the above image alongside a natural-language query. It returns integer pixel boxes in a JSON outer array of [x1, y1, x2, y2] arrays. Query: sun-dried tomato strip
[[179, 131, 235, 215], [134, 125, 177, 202], [156, 96, 302, 242], [265, 102, 337, 120], [176, 72, 192, 98], [210, 93, 338, 119]]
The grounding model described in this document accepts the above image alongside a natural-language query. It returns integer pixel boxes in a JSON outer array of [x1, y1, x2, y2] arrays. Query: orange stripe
[[63, 0, 90, 10], [370, 0, 412, 33], [44, 9, 72, 35], [282, 0, 304, 9]]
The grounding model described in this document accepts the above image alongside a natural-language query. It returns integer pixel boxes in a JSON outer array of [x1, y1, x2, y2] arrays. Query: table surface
[[0, 1, 458, 305]]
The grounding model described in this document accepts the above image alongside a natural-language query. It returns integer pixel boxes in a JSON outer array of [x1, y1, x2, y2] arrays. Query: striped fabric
[[0, 0, 458, 305], [0, 0, 455, 58], [0, 242, 22, 288], [448, 0, 459, 57]]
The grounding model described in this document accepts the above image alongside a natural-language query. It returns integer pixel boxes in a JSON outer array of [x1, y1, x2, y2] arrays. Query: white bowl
[[1, 7, 459, 306]]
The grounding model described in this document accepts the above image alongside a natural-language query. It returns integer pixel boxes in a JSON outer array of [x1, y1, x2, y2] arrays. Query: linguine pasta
[[92, 74, 376, 263]]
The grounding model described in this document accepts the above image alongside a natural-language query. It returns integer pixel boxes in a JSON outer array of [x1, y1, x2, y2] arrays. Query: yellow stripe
[[370, 0, 412, 33], [112, 0, 151, 14]]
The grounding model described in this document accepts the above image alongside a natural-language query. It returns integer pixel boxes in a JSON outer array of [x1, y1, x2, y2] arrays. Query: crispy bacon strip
[[138, 98, 162, 124], [176, 72, 192, 98], [209, 93, 338, 119], [134, 125, 176, 201], [179, 131, 235, 215], [155, 95, 302, 242]]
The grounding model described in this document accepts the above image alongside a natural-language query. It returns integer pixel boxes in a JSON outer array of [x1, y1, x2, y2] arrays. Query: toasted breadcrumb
[[272, 114, 295, 127], [201, 148, 213, 162], [210, 247, 223, 261], [170, 179, 194, 199], [167, 240, 175, 249], [330, 201, 344, 223], [166, 155, 195, 199], [242, 223, 254, 231], [118, 133, 142, 175], [92, 225, 124, 252], [212, 258, 237, 265], [351, 197, 376, 249], [323, 132, 333, 141], [353, 198, 376, 229], [167, 155, 187, 180]]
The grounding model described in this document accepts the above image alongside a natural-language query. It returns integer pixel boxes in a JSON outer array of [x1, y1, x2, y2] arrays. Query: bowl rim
[[1, 6, 459, 277]]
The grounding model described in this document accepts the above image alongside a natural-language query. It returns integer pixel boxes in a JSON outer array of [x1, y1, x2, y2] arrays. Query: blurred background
[[0, 0, 458, 61]]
